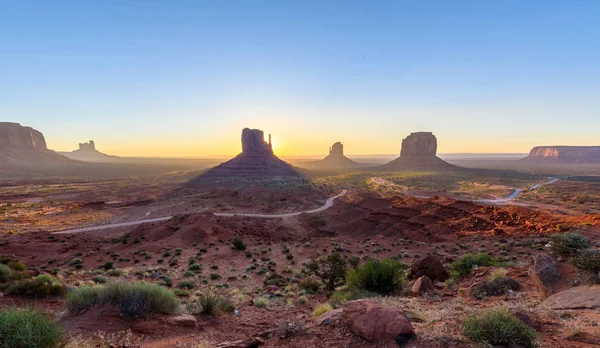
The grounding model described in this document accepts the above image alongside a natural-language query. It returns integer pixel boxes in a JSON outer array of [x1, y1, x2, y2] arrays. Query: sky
[[1, 1, 599, 157]]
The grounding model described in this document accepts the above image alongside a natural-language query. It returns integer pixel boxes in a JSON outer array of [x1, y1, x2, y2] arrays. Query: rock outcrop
[[407, 256, 450, 283], [377, 132, 456, 171], [306, 141, 362, 169], [410, 276, 435, 296], [525, 146, 600, 163], [342, 300, 415, 345], [528, 254, 559, 299], [542, 285, 600, 310], [189, 128, 301, 186], [60, 140, 119, 162], [0, 122, 70, 164]]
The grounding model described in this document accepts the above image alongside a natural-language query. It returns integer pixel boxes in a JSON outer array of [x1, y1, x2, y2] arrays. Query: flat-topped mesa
[[527, 146, 600, 163], [329, 142, 344, 157], [241, 128, 272, 155], [0, 122, 48, 150], [400, 132, 437, 158], [78, 140, 96, 152]]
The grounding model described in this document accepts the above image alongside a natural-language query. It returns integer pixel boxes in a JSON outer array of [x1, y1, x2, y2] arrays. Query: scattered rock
[[168, 314, 197, 327], [513, 311, 541, 330], [342, 300, 415, 345], [542, 285, 600, 310], [316, 309, 343, 326], [410, 275, 435, 296], [407, 256, 450, 282], [529, 254, 559, 299], [470, 277, 522, 299], [216, 337, 265, 348]]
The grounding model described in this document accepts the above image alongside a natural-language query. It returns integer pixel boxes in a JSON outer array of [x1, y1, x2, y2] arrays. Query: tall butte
[[377, 132, 456, 171], [309, 141, 361, 169], [60, 140, 119, 162], [0, 122, 70, 164], [189, 128, 300, 186]]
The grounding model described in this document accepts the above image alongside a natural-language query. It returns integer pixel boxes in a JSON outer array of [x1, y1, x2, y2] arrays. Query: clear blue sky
[[1, 1, 598, 156]]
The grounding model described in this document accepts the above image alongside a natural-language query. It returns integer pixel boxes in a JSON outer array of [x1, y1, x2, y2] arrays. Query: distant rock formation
[[306, 142, 362, 169], [0, 122, 70, 164], [189, 128, 301, 186], [377, 132, 456, 171], [525, 146, 600, 163], [60, 140, 119, 162]]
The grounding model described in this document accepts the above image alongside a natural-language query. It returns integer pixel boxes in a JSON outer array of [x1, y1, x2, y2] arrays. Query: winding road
[[52, 190, 348, 235]]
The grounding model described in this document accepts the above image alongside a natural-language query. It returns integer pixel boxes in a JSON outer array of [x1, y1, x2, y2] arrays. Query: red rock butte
[[189, 128, 301, 185], [309, 141, 361, 169], [377, 132, 456, 171]]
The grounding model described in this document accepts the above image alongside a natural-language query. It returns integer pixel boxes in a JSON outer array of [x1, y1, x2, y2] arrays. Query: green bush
[[67, 258, 83, 267], [302, 253, 347, 291], [298, 278, 322, 294], [66, 282, 180, 319], [231, 237, 246, 251], [450, 253, 496, 279], [0, 307, 64, 348], [346, 258, 408, 295], [573, 249, 600, 272], [186, 292, 234, 316], [0, 264, 13, 282], [551, 232, 590, 256], [6, 274, 67, 298], [313, 303, 332, 318], [178, 279, 195, 289], [463, 308, 536, 348], [8, 262, 26, 272]]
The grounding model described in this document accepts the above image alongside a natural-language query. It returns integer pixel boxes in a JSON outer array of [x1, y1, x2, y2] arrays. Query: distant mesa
[[308, 142, 362, 169], [377, 132, 457, 171], [189, 128, 301, 186], [0, 122, 71, 164], [60, 140, 120, 162], [524, 146, 600, 163]]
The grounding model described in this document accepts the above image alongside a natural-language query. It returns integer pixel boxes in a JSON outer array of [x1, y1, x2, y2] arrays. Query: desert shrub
[[101, 261, 114, 270], [0, 264, 13, 282], [6, 274, 67, 298], [67, 258, 83, 267], [470, 278, 522, 299], [66, 282, 179, 319], [231, 237, 246, 251], [302, 253, 348, 292], [187, 292, 234, 316], [551, 232, 590, 256], [92, 275, 108, 284], [463, 308, 536, 348], [188, 263, 202, 272], [297, 295, 309, 305], [253, 297, 268, 309], [490, 268, 507, 280], [572, 249, 600, 272], [313, 303, 332, 318], [450, 253, 496, 279], [0, 307, 64, 348], [298, 278, 322, 294], [346, 258, 408, 295], [173, 289, 189, 297], [7, 261, 25, 271], [158, 275, 173, 287], [178, 279, 195, 289]]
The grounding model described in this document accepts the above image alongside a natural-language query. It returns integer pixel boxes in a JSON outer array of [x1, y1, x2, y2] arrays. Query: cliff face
[[527, 146, 600, 163], [0, 122, 48, 150], [0, 122, 70, 164]]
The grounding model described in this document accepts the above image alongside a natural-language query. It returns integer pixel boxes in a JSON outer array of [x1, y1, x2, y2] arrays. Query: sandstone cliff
[[0, 122, 70, 164], [190, 128, 301, 186], [60, 140, 120, 162], [377, 132, 456, 171], [526, 146, 600, 163]]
